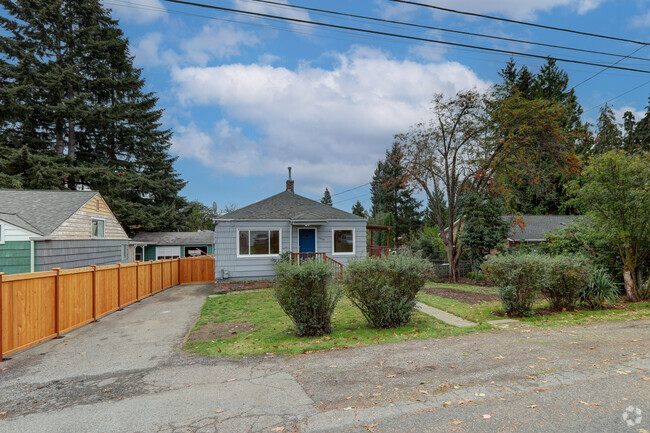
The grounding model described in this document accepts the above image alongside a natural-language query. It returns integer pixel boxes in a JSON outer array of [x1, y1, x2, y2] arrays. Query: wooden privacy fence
[[0, 255, 215, 360]]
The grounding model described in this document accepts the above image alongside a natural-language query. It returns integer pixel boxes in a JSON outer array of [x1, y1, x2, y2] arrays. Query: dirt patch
[[491, 303, 635, 318], [188, 321, 257, 342], [421, 286, 499, 304]]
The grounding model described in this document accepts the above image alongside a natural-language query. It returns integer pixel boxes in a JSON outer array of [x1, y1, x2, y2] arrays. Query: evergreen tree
[[370, 142, 422, 243], [459, 191, 509, 267], [321, 188, 333, 206], [351, 200, 368, 218], [0, 0, 187, 235], [594, 104, 622, 154]]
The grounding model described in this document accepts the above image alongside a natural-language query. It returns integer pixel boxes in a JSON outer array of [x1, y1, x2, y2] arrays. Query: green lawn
[[184, 290, 489, 358], [417, 282, 650, 327]]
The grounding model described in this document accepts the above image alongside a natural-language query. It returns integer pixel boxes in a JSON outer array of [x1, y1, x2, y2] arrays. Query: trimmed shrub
[[482, 254, 551, 317], [342, 254, 433, 328], [579, 267, 618, 309], [273, 260, 342, 337], [543, 255, 593, 310]]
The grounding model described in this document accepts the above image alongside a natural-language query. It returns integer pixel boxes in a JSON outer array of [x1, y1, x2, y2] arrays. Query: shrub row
[[482, 253, 616, 316], [273, 254, 433, 336]]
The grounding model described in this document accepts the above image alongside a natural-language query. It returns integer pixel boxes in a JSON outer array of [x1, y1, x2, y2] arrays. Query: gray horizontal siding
[[215, 220, 367, 280], [36, 239, 130, 271]]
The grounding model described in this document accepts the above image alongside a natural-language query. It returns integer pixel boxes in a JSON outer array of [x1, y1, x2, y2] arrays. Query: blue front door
[[299, 229, 316, 253]]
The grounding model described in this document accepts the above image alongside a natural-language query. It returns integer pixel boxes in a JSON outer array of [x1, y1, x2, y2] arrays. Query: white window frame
[[91, 218, 105, 239], [237, 228, 282, 258], [156, 246, 181, 260], [332, 228, 356, 255], [297, 227, 318, 253]]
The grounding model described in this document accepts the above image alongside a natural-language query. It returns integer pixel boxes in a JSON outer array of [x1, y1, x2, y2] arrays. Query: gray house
[[214, 178, 367, 281], [503, 214, 580, 246], [0, 189, 131, 274]]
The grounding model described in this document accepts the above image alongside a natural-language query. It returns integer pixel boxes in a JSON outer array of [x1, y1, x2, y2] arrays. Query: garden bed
[[421, 286, 498, 304]]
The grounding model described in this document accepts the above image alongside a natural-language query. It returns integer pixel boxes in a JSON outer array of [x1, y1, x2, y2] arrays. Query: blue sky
[[103, 0, 650, 212]]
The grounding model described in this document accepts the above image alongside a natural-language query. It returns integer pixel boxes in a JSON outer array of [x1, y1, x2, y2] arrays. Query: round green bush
[[273, 260, 342, 337], [342, 254, 434, 328]]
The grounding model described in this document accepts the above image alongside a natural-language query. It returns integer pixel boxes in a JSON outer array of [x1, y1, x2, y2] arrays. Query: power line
[[159, 0, 650, 74], [238, 0, 650, 62], [583, 79, 650, 114], [389, 0, 649, 46], [332, 182, 370, 197]]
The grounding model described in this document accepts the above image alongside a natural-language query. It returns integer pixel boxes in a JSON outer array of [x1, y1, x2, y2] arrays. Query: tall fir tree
[[370, 142, 422, 243], [0, 0, 187, 234], [351, 200, 368, 218], [594, 104, 622, 154], [321, 188, 333, 206]]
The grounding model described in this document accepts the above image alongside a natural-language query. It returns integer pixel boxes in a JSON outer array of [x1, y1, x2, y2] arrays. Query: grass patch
[[519, 301, 650, 327], [184, 290, 489, 358], [424, 282, 498, 295], [417, 293, 503, 323]]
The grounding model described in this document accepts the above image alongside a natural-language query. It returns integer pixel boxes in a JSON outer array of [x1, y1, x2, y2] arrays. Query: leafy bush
[[343, 254, 433, 328], [482, 254, 551, 316], [411, 225, 446, 260], [467, 271, 485, 281], [273, 260, 342, 337], [543, 255, 593, 310], [579, 267, 618, 309]]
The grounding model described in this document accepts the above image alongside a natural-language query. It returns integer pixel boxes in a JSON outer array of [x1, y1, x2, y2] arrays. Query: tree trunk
[[623, 269, 638, 302], [66, 86, 76, 160], [55, 129, 65, 156]]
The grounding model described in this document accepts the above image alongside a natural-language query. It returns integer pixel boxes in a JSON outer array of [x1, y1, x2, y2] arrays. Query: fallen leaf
[[528, 365, 535, 369], [346, 396, 352, 400], [578, 401, 589, 405], [343, 406, 354, 411], [0, 412, 7, 415], [102, 388, 112, 393], [270, 427, 285, 432], [537, 357, 547, 361], [450, 365, 459, 369], [482, 414, 491, 419], [592, 403, 601, 407], [443, 401, 453, 406], [494, 356, 504, 359], [527, 404, 537, 409], [474, 393, 485, 397], [226, 378, 237, 382], [214, 410, 224, 413], [386, 374, 396, 378], [642, 376, 650, 381], [418, 390, 429, 395], [328, 365, 337, 368], [452, 419, 463, 425]]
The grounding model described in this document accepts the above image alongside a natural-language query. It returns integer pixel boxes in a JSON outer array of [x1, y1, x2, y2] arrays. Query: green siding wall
[[143, 244, 212, 261], [0, 241, 32, 274]]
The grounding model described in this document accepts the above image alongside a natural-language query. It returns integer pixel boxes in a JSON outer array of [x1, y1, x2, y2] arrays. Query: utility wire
[[238, 0, 650, 62], [160, 0, 650, 74], [583, 79, 650, 114], [332, 182, 371, 197], [389, 0, 649, 46]]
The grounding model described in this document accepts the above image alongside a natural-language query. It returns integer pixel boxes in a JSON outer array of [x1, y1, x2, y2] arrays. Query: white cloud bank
[[377, 0, 607, 20], [170, 47, 490, 192]]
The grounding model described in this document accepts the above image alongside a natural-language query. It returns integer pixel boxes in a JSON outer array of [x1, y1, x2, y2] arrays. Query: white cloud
[[170, 47, 490, 192], [630, 11, 650, 28], [385, 0, 607, 20], [612, 106, 645, 124], [180, 23, 260, 66], [131, 33, 180, 68], [104, 0, 167, 24], [232, 0, 311, 33]]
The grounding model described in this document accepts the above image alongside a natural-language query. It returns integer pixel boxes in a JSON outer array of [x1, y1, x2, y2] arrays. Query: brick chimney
[[286, 167, 294, 193]]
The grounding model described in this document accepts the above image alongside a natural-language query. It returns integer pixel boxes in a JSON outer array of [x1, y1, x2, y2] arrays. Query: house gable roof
[[216, 190, 364, 221], [0, 189, 98, 236], [132, 231, 214, 244], [503, 215, 580, 241]]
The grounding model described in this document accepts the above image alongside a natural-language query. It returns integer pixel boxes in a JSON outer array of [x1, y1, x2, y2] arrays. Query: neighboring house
[[131, 231, 214, 261], [503, 214, 580, 246], [0, 189, 130, 274], [214, 177, 367, 281]]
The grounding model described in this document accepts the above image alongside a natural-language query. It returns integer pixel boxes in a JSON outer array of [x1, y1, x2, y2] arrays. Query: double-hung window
[[91, 219, 105, 238], [333, 229, 354, 254], [238, 229, 280, 256]]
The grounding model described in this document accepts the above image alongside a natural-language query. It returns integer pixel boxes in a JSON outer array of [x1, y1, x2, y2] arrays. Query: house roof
[[216, 190, 365, 222], [503, 215, 580, 241], [132, 231, 214, 245], [0, 189, 98, 236]]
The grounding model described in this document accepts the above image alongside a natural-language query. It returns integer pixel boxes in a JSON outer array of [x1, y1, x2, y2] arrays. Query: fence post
[[117, 263, 122, 310], [53, 268, 61, 338], [136, 261, 140, 300], [0, 272, 4, 361], [160, 260, 163, 291], [179, 258, 184, 285], [169, 259, 173, 288], [91, 265, 97, 321]]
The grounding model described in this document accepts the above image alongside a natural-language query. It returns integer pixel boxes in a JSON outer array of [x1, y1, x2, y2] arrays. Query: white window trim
[[91, 218, 106, 239], [297, 227, 318, 253], [236, 228, 283, 258], [0, 222, 4, 244], [332, 228, 356, 255]]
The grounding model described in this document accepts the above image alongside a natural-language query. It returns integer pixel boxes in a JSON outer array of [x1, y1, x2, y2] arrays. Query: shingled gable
[[216, 190, 364, 221]]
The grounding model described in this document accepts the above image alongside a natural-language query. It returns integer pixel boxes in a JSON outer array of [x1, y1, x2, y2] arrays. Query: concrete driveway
[[0, 284, 648, 433]]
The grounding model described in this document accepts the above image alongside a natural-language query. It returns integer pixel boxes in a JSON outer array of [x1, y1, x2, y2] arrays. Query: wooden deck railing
[[367, 246, 390, 257], [0, 255, 215, 361], [290, 252, 344, 276]]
